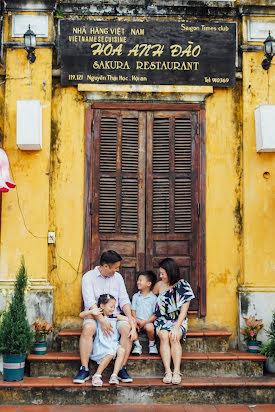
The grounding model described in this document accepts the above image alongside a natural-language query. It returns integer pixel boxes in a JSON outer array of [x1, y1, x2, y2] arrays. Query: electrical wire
[[8, 161, 87, 280]]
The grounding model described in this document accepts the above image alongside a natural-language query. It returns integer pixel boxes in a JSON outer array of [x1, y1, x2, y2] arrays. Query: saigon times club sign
[[59, 20, 236, 87]]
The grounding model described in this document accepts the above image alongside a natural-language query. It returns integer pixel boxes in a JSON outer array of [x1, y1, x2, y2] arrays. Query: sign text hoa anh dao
[[59, 20, 236, 87]]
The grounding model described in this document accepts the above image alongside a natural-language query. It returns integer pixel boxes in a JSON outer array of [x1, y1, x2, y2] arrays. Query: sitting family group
[[73, 250, 195, 387]]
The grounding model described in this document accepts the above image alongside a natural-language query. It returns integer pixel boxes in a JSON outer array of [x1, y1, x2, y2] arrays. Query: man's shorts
[[83, 318, 128, 331]]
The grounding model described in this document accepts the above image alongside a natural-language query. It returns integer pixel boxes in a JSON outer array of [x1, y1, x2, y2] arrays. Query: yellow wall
[[242, 53, 275, 286], [0, 11, 275, 337], [0, 47, 52, 279], [49, 83, 85, 327]]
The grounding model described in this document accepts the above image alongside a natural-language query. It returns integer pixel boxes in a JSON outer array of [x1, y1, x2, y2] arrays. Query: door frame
[[83, 103, 206, 317]]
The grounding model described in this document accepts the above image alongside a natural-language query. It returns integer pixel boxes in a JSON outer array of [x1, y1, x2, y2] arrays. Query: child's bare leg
[[113, 347, 125, 375], [95, 354, 113, 376], [145, 323, 155, 341]]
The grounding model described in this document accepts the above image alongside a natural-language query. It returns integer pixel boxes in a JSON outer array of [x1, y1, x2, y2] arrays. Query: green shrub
[[260, 311, 275, 362], [0, 258, 34, 354]]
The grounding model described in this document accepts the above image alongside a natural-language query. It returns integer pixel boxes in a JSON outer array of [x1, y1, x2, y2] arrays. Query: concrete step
[[0, 376, 274, 405], [58, 329, 232, 353], [27, 351, 266, 378]]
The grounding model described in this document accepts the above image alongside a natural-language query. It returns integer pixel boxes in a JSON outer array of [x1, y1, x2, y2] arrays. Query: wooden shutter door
[[146, 111, 200, 311], [91, 109, 146, 297]]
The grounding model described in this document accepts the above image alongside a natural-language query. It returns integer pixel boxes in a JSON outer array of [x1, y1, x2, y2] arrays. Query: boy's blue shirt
[[131, 291, 157, 321]]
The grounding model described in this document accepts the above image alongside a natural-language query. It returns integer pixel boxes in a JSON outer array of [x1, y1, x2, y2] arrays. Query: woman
[[153, 258, 195, 385]]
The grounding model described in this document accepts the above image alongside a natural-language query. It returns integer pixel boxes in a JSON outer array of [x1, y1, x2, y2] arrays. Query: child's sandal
[[109, 373, 119, 384], [172, 371, 182, 385], [92, 374, 103, 387]]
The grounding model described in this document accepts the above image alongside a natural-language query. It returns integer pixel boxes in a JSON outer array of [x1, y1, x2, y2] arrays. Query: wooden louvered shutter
[[92, 110, 146, 297], [146, 111, 199, 311]]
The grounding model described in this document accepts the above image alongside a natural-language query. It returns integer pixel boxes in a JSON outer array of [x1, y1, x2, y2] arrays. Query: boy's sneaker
[[149, 343, 158, 355], [132, 343, 142, 355], [117, 365, 133, 383], [73, 366, 90, 384]]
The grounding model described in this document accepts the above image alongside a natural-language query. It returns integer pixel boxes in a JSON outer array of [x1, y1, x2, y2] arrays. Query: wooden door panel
[[146, 111, 199, 311], [91, 107, 202, 310], [92, 109, 146, 298]]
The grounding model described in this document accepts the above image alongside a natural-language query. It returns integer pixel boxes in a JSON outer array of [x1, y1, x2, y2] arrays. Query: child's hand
[[137, 319, 146, 329], [90, 307, 103, 316]]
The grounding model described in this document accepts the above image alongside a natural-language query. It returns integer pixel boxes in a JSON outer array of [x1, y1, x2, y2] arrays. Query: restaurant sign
[[59, 20, 236, 87]]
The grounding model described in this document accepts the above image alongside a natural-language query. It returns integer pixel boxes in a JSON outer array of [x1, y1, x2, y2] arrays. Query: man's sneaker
[[117, 365, 133, 383], [132, 343, 142, 355], [73, 366, 90, 384], [149, 343, 158, 355]]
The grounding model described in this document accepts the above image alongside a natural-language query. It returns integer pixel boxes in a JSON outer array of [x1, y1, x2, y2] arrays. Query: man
[[73, 250, 136, 384]]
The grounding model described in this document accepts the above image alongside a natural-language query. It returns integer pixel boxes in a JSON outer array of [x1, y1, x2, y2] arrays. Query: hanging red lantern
[[0, 148, 16, 192]]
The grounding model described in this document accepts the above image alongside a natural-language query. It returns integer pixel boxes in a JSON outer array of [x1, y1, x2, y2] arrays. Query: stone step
[[58, 329, 232, 353], [27, 351, 266, 378], [0, 376, 274, 405]]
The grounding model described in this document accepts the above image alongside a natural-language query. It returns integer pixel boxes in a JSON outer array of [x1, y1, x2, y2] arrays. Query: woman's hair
[[159, 258, 180, 285], [97, 294, 116, 307]]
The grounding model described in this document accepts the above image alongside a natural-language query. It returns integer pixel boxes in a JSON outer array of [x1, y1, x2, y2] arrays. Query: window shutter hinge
[[197, 202, 200, 217], [196, 124, 200, 135]]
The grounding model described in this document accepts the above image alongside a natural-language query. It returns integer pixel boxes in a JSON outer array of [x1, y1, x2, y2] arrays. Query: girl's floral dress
[[154, 279, 195, 338]]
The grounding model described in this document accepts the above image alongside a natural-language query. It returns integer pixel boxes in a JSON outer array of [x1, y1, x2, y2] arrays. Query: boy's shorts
[[137, 322, 154, 333], [83, 318, 128, 330]]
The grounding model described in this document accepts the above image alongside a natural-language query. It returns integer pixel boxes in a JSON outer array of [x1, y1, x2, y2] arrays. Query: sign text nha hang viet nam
[[59, 20, 237, 87]]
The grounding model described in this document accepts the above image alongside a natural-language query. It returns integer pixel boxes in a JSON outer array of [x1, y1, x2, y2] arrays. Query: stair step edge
[[59, 329, 232, 337], [27, 351, 267, 361], [1, 376, 274, 388]]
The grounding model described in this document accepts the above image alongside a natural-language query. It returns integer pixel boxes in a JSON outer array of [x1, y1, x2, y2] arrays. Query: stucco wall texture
[[0, 3, 274, 344]]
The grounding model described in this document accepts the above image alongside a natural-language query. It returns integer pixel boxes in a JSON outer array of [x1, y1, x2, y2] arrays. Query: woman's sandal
[[172, 371, 182, 385], [162, 370, 173, 384], [109, 373, 119, 384], [92, 374, 103, 387]]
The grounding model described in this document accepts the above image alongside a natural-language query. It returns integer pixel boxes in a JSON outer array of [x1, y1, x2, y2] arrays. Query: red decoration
[[0, 148, 16, 192]]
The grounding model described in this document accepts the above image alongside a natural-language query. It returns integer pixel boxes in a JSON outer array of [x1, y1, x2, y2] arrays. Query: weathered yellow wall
[[189, 83, 243, 335], [242, 53, 275, 286], [49, 82, 85, 326], [0, 47, 52, 279], [1, 10, 274, 336]]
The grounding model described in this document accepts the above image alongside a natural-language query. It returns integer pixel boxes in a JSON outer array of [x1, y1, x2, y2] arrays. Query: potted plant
[[31, 317, 54, 355], [0, 258, 34, 381], [241, 315, 264, 353], [260, 311, 275, 373]]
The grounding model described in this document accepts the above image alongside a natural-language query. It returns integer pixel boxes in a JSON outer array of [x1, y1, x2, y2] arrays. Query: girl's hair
[[97, 294, 116, 307], [159, 258, 180, 285]]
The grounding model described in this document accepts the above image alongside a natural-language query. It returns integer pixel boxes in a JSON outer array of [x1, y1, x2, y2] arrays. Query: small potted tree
[[241, 315, 264, 353], [260, 311, 275, 373], [0, 258, 34, 381]]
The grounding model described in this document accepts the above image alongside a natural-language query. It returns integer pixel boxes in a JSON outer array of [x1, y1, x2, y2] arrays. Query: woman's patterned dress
[[154, 279, 195, 338]]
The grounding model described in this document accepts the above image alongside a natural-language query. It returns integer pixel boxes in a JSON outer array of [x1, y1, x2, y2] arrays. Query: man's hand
[[128, 327, 137, 341], [99, 317, 114, 337]]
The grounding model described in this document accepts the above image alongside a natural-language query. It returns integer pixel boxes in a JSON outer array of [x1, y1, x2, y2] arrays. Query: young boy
[[131, 270, 158, 355]]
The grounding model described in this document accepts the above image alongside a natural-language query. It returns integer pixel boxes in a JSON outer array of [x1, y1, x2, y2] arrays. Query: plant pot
[[247, 340, 262, 353], [265, 357, 275, 373], [33, 341, 48, 355], [3, 353, 26, 381]]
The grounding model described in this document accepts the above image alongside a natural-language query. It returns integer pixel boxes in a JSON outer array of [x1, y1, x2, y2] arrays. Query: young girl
[[79, 293, 134, 387]]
